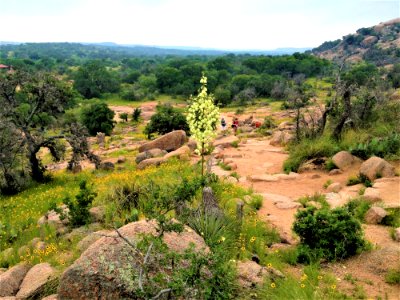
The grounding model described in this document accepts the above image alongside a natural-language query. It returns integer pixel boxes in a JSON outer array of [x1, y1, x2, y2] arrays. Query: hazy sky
[[0, 0, 399, 50]]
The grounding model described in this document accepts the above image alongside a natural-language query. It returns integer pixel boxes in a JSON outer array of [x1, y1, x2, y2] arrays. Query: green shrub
[[349, 133, 400, 160], [119, 112, 128, 122], [144, 104, 189, 139], [132, 107, 142, 122], [57, 180, 97, 227], [284, 137, 339, 172], [297, 194, 329, 210], [81, 102, 115, 136], [346, 176, 362, 186], [293, 207, 366, 262], [344, 199, 371, 222], [231, 141, 239, 148], [381, 208, 400, 228], [325, 159, 337, 171], [385, 269, 400, 284], [249, 196, 263, 210], [323, 179, 333, 189]]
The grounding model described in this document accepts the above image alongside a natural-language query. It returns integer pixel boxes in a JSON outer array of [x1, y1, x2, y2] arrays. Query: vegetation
[[81, 102, 115, 136], [293, 207, 367, 263], [144, 104, 189, 138], [187, 75, 220, 176]]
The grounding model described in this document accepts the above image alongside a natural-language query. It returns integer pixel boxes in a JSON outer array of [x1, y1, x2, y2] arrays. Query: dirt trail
[[212, 132, 400, 299]]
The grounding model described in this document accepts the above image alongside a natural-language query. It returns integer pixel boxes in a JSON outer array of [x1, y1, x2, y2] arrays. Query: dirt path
[[212, 133, 400, 299]]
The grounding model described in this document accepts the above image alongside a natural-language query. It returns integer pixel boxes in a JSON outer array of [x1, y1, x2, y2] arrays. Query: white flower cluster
[[187, 74, 220, 155]]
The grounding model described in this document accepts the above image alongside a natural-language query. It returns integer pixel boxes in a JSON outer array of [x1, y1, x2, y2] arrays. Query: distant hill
[[310, 18, 400, 66], [0, 42, 309, 59]]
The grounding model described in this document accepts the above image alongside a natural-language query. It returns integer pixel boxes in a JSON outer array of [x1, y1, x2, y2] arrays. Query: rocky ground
[[1, 104, 399, 299]]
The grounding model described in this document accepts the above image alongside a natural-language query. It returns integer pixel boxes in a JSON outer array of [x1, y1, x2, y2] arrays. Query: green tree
[[187, 75, 220, 176], [144, 104, 189, 139], [0, 71, 75, 184], [74, 60, 120, 98], [81, 102, 115, 136]]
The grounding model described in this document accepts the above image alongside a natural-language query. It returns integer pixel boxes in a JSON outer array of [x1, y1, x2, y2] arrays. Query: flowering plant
[[186, 74, 220, 175]]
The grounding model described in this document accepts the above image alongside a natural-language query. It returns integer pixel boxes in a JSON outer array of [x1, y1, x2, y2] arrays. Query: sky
[[0, 0, 399, 50]]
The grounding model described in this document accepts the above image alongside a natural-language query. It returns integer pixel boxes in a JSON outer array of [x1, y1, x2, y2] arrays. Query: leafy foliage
[[56, 180, 97, 227], [144, 104, 189, 139], [81, 102, 115, 136], [293, 207, 366, 262]]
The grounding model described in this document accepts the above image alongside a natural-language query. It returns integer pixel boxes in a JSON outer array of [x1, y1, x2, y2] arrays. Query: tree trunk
[[333, 90, 351, 140], [29, 150, 45, 182]]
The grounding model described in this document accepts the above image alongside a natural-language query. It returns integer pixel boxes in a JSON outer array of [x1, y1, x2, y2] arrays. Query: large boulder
[[359, 157, 395, 181], [0, 263, 31, 297], [138, 130, 186, 153], [16, 263, 55, 299], [164, 145, 191, 160], [270, 131, 294, 146], [136, 157, 166, 170], [58, 220, 208, 299], [135, 148, 167, 164], [332, 151, 359, 170], [364, 207, 388, 224]]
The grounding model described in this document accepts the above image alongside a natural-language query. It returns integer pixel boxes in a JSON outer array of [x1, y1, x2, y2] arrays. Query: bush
[[293, 207, 366, 262], [58, 180, 97, 227], [132, 107, 142, 122], [385, 269, 400, 285], [345, 199, 371, 222], [349, 133, 400, 160], [284, 137, 339, 173], [81, 102, 115, 136], [119, 112, 128, 122], [249, 196, 263, 210], [144, 104, 189, 139]]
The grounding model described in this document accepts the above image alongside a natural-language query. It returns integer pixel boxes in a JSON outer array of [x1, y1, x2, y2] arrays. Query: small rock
[[0, 263, 31, 297], [364, 207, 388, 224], [269, 243, 293, 251], [16, 263, 55, 299], [249, 174, 278, 182], [227, 163, 237, 170], [325, 192, 343, 208], [310, 174, 321, 179], [224, 176, 238, 184], [99, 161, 114, 171], [116, 156, 126, 164], [28, 238, 41, 249], [329, 169, 343, 175], [213, 136, 239, 148], [89, 206, 106, 223], [35, 241, 47, 251], [326, 182, 342, 193], [237, 260, 268, 287], [187, 139, 197, 152], [137, 157, 166, 170], [275, 202, 302, 209], [17, 245, 29, 257], [362, 188, 382, 203]]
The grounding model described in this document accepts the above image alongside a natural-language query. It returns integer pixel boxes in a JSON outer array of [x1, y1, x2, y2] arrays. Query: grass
[[385, 269, 400, 285], [255, 264, 348, 300]]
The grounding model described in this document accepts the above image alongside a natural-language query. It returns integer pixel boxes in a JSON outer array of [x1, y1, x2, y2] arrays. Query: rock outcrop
[[58, 220, 208, 299], [138, 130, 186, 153], [0, 263, 31, 297], [16, 263, 55, 299]]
